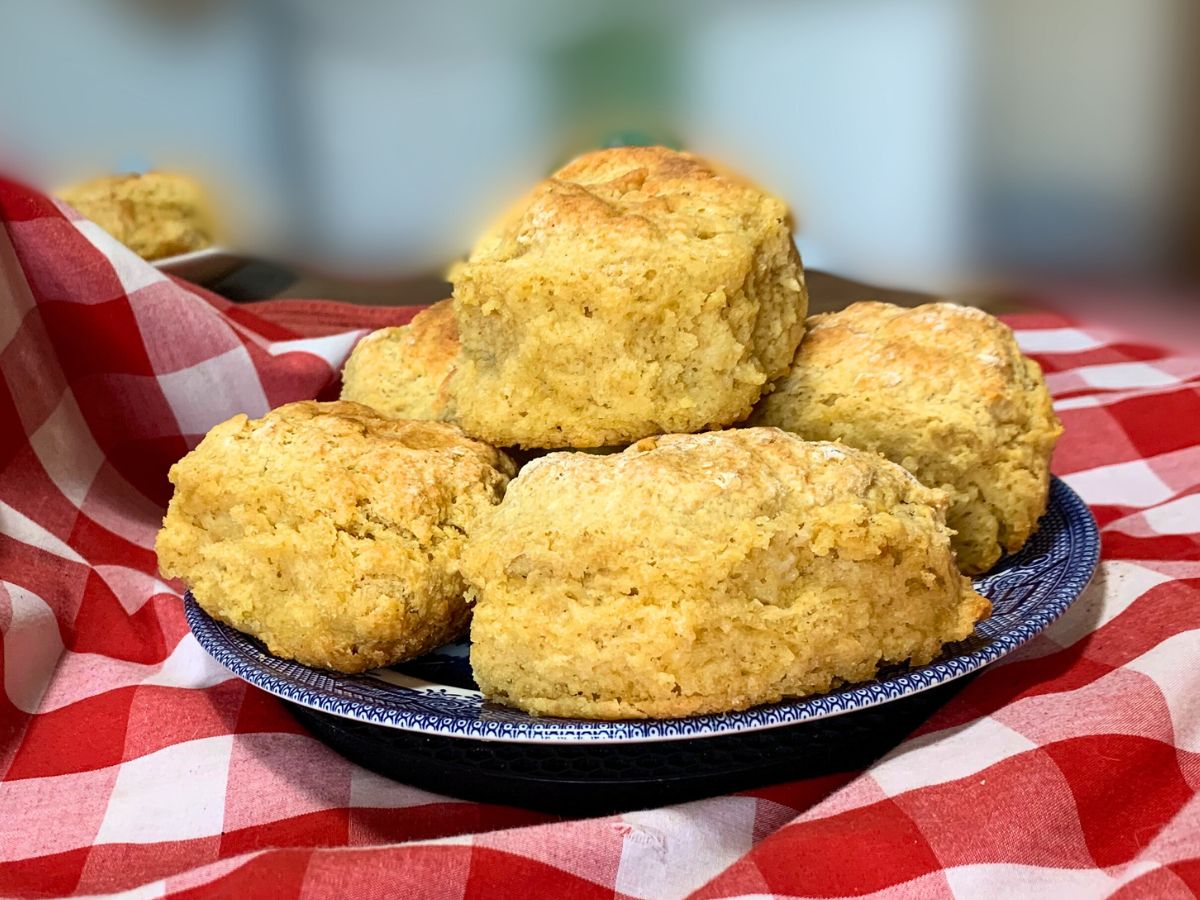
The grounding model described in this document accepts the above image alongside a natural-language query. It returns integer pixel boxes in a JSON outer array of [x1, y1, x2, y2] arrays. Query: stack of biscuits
[[158, 147, 1061, 720]]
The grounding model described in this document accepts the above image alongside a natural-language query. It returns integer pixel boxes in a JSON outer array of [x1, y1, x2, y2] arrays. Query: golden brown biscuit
[[449, 146, 808, 448], [750, 302, 1062, 574], [58, 172, 215, 260], [463, 428, 988, 719], [341, 299, 458, 420], [156, 401, 514, 673]]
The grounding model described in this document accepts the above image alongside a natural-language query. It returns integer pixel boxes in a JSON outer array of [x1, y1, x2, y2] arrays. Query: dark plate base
[[287, 678, 967, 817]]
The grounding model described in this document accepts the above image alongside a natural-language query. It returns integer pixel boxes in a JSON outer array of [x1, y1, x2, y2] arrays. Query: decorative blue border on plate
[[185, 477, 1099, 744]]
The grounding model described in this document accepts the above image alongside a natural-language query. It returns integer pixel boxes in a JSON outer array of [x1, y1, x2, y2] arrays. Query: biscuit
[[449, 146, 808, 448], [462, 428, 988, 719], [750, 302, 1062, 574], [58, 171, 214, 260], [156, 401, 514, 673], [341, 299, 457, 420]]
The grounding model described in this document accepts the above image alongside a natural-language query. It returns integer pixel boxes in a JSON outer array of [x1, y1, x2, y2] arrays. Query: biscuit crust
[[341, 299, 458, 420], [156, 401, 514, 673], [463, 428, 988, 719], [751, 302, 1063, 574], [449, 146, 808, 448]]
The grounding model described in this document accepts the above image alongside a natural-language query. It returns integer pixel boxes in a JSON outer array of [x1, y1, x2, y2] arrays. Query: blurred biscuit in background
[[58, 171, 215, 260]]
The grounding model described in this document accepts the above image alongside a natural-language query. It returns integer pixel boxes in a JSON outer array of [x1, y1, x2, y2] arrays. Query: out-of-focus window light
[[0, 0, 1194, 292]]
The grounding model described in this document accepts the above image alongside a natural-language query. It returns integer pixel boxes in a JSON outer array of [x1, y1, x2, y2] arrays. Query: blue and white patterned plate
[[185, 477, 1099, 744]]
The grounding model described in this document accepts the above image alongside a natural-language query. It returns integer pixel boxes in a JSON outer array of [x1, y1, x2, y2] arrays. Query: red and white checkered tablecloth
[[1, 176, 1197, 899]]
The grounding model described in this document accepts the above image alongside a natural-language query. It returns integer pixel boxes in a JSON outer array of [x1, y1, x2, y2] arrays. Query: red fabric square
[[895, 749, 1095, 868], [241, 335, 337, 410], [220, 809, 350, 858], [4, 688, 134, 779], [70, 377, 186, 506], [122, 682, 245, 762], [464, 847, 614, 900], [724, 798, 944, 897], [1167, 858, 1200, 892], [39, 299, 155, 378], [0, 848, 89, 898], [167, 849, 311, 900], [0, 178, 65, 222], [1054, 404, 1145, 475], [1046, 735, 1194, 867], [76, 837, 220, 897], [0, 531, 91, 625], [303, 845, 473, 900], [0, 377, 26, 474], [67, 570, 170, 661], [6, 218, 126, 306], [232, 685, 308, 737], [1112, 387, 1200, 461]]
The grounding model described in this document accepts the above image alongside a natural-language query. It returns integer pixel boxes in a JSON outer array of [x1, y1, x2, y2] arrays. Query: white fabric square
[[156, 346, 269, 434], [615, 799, 758, 899], [1044, 560, 1171, 648], [71, 881, 168, 900], [871, 716, 1038, 796], [94, 735, 234, 844], [82, 469, 164, 551], [141, 635, 235, 691], [29, 392, 105, 508], [73, 221, 167, 294], [1064, 459, 1174, 507], [1140, 494, 1200, 536], [1075, 361, 1177, 390], [94, 565, 179, 615], [39, 640, 232, 713], [350, 766, 460, 809], [1053, 394, 1103, 412], [946, 862, 1131, 898], [2, 582, 65, 714], [1125, 630, 1200, 752], [268, 330, 364, 367], [0, 227, 34, 351], [1015, 328, 1103, 354], [0, 500, 85, 562]]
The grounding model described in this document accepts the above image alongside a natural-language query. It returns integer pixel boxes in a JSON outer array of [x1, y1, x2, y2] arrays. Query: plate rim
[[185, 476, 1100, 745]]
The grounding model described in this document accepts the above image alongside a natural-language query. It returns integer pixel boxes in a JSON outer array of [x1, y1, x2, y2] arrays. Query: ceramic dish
[[186, 476, 1099, 744]]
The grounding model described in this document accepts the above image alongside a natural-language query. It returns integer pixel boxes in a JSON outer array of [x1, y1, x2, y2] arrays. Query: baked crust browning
[[341, 299, 458, 421], [463, 427, 988, 718], [156, 401, 514, 673], [751, 301, 1063, 573], [449, 146, 808, 448]]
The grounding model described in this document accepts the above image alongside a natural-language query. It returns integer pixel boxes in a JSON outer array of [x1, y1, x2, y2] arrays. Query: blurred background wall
[[0, 0, 1195, 292]]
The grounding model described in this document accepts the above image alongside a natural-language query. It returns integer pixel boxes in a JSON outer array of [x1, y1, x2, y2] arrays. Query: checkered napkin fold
[[1, 176, 1198, 899]]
